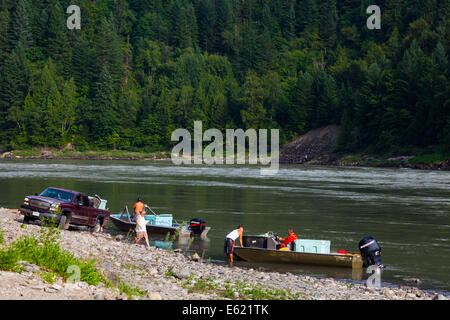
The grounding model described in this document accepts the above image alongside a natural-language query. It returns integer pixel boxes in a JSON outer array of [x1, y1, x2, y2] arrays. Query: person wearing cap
[[277, 228, 298, 251]]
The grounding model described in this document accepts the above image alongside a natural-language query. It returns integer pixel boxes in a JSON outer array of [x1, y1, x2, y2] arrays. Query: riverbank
[[2, 148, 449, 171], [306, 153, 450, 171], [0, 208, 448, 300], [0, 149, 171, 161], [279, 125, 449, 170]]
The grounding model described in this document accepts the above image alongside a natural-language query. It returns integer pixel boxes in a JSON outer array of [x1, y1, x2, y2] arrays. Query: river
[[0, 159, 449, 292]]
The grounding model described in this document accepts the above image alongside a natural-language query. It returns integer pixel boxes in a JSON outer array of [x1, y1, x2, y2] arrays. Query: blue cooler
[[144, 215, 156, 225], [293, 239, 331, 254], [154, 214, 173, 227]]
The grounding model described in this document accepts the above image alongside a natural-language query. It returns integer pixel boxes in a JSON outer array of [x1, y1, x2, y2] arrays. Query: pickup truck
[[19, 187, 110, 232]]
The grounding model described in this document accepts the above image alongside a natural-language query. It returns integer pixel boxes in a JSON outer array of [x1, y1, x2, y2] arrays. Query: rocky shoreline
[[278, 125, 449, 171], [305, 156, 450, 171], [0, 208, 448, 301], [2, 150, 448, 171], [0, 151, 171, 162]]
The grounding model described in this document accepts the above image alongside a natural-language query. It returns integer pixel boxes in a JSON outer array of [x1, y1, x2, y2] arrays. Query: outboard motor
[[189, 218, 206, 236], [359, 236, 384, 268]]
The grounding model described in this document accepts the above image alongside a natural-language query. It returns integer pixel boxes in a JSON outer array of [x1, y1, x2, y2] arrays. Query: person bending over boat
[[277, 228, 298, 251], [135, 211, 150, 249], [224, 226, 244, 267], [132, 197, 145, 219]]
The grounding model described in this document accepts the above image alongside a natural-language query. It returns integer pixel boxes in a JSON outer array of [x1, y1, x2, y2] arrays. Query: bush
[[0, 226, 148, 298], [0, 227, 106, 286]]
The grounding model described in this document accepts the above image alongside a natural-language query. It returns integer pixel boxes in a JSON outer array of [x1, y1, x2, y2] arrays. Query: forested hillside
[[0, 0, 448, 155]]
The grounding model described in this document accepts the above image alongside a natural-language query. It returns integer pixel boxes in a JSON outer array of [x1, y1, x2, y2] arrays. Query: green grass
[[0, 224, 4, 245], [221, 280, 304, 300], [183, 276, 218, 294], [0, 225, 148, 299], [165, 266, 174, 278], [37, 270, 58, 284], [8, 149, 170, 160], [181, 276, 305, 300], [410, 153, 450, 164], [338, 152, 449, 167], [58, 150, 169, 159], [116, 279, 147, 299], [0, 227, 106, 285], [339, 154, 382, 165], [9, 149, 41, 157]]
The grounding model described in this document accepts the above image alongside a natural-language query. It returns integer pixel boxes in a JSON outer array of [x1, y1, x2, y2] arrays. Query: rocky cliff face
[[280, 125, 340, 164]]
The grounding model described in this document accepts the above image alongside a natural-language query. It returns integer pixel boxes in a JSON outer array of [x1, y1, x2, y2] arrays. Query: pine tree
[[135, 40, 162, 97], [280, 1, 296, 40], [17, 60, 64, 146], [97, 15, 124, 88], [60, 78, 78, 140], [93, 66, 120, 142], [198, 0, 216, 52], [239, 70, 266, 128], [0, 42, 29, 137], [71, 32, 95, 93], [46, 1, 72, 78], [355, 63, 392, 150], [215, 0, 233, 52], [170, 0, 198, 49], [296, 0, 319, 34], [390, 40, 433, 147], [318, 0, 338, 48], [0, 9, 12, 68], [310, 69, 339, 128], [287, 72, 314, 135], [13, 0, 33, 48]]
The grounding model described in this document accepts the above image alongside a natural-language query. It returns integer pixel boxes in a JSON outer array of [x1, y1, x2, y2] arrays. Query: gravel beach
[[0, 208, 448, 301]]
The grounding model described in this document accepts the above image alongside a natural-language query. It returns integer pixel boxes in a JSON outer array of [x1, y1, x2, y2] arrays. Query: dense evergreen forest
[[0, 0, 448, 155]]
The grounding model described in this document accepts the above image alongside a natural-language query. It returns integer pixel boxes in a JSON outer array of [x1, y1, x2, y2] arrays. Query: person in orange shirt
[[132, 197, 145, 219], [277, 228, 298, 251]]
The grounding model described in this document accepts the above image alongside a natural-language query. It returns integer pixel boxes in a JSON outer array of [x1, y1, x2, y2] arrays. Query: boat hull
[[110, 214, 179, 236], [233, 247, 363, 270], [109, 214, 211, 238]]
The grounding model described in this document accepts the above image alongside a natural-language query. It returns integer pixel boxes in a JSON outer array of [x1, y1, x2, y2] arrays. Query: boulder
[[174, 269, 191, 279], [147, 292, 162, 300], [381, 287, 396, 299]]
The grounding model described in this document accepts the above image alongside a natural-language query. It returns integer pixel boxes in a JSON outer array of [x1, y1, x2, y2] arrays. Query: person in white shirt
[[135, 211, 150, 249], [224, 225, 244, 267]]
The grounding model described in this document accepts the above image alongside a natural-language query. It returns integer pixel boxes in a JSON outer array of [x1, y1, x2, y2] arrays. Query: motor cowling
[[359, 236, 384, 268], [189, 218, 206, 235]]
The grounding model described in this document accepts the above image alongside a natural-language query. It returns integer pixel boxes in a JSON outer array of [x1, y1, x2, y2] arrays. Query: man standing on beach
[[224, 226, 244, 267], [135, 210, 150, 249]]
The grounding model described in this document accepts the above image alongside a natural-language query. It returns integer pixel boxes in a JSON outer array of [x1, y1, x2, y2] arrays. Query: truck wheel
[[23, 215, 30, 224], [58, 215, 67, 230], [92, 219, 103, 233]]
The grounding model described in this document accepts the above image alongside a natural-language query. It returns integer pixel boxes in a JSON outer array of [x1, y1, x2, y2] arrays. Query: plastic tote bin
[[154, 214, 173, 227], [293, 239, 331, 254], [144, 215, 156, 225]]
